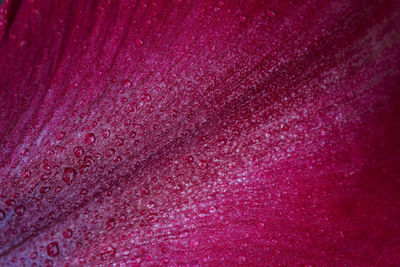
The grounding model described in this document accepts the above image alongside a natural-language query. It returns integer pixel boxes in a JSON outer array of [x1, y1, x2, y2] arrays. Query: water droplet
[[105, 218, 116, 230], [40, 173, 51, 181], [122, 79, 133, 88], [146, 201, 156, 209], [141, 93, 152, 102], [266, 9, 276, 17], [129, 131, 136, 138], [42, 164, 51, 171], [147, 213, 158, 223], [78, 164, 89, 174], [106, 148, 115, 157], [84, 133, 96, 145], [99, 246, 116, 261], [30, 251, 38, 260], [113, 156, 122, 163], [140, 187, 150, 195], [239, 15, 246, 22], [209, 44, 216, 52], [46, 242, 59, 257], [135, 38, 144, 47], [22, 170, 31, 179], [44, 259, 54, 267], [22, 148, 30, 156], [62, 229, 73, 238], [190, 240, 199, 246], [80, 188, 88, 195], [56, 132, 66, 140], [114, 137, 124, 146], [186, 155, 194, 163], [73, 146, 84, 158], [102, 129, 111, 138], [0, 209, 6, 221], [118, 214, 126, 222], [5, 199, 16, 206], [40, 187, 50, 194], [83, 155, 95, 166], [15, 205, 25, 216], [62, 167, 77, 185]]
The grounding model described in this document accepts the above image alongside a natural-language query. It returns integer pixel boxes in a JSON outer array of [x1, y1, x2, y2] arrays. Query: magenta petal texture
[[0, 0, 400, 266]]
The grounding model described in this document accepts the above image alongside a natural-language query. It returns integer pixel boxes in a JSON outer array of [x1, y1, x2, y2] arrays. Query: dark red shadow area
[[0, 0, 399, 266]]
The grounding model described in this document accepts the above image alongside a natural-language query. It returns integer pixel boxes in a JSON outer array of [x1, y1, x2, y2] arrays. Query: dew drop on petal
[[140, 187, 150, 195], [266, 9, 276, 17], [45, 259, 54, 267], [83, 155, 95, 166], [22, 170, 31, 179], [46, 242, 59, 257], [141, 93, 152, 102], [30, 252, 38, 260], [5, 199, 16, 206], [115, 137, 124, 146], [135, 38, 144, 47], [62, 229, 73, 238], [14, 205, 25, 215], [0, 209, 6, 221], [102, 129, 111, 138], [105, 218, 116, 230], [56, 131, 66, 140], [79, 164, 90, 174], [62, 167, 77, 185], [99, 246, 116, 261], [84, 133, 96, 145], [73, 146, 84, 158], [146, 201, 156, 209], [42, 164, 51, 171], [39, 187, 50, 194], [122, 79, 132, 89], [40, 173, 51, 181]]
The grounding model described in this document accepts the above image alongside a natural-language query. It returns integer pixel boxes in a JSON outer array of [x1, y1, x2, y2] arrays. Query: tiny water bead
[[84, 133, 96, 145], [105, 218, 116, 230], [56, 131, 66, 140], [266, 9, 276, 17], [40, 173, 51, 181], [46, 242, 59, 257], [30, 252, 38, 260], [73, 146, 84, 158], [62, 167, 77, 185], [102, 129, 111, 138], [39, 187, 50, 194], [79, 164, 90, 174], [62, 229, 73, 238], [5, 199, 16, 206], [140, 93, 152, 102], [42, 164, 51, 171], [14, 205, 25, 216], [135, 38, 144, 47], [114, 137, 124, 146], [146, 201, 156, 209], [99, 246, 116, 261], [22, 170, 31, 179], [122, 79, 133, 89], [0, 209, 6, 221]]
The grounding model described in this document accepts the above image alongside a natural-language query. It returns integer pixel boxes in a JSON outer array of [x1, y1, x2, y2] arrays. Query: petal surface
[[0, 0, 399, 266]]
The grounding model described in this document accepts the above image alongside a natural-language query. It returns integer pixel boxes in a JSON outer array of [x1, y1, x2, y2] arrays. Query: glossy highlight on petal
[[0, 0, 400, 266]]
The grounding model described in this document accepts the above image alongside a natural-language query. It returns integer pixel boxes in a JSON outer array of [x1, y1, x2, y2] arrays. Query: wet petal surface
[[0, 0, 399, 266]]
